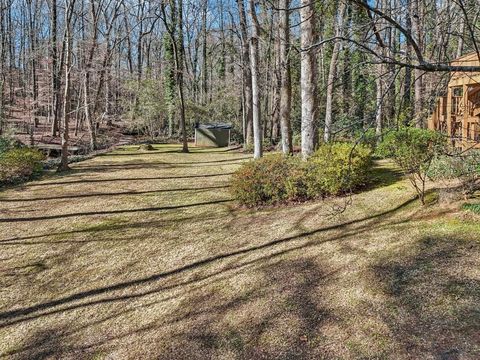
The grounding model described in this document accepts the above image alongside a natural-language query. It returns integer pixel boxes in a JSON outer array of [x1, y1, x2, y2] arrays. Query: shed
[[194, 123, 232, 147]]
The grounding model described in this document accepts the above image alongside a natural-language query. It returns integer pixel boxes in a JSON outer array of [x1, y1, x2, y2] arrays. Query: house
[[428, 53, 480, 149]]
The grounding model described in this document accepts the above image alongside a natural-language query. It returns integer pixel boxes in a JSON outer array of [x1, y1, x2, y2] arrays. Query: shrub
[[304, 143, 373, 197], [377, 127, 445, 204], [463, 203, 480, 214], [231, 143, 373, 207], [356, 128, 379, 151], [0, 133, 20, 155], [0, 148, 44, 185], [230, 154, 300, 206], [428, 150, 480, 198]]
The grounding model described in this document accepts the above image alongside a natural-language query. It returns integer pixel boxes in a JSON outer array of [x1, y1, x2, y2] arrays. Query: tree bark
[[249, 0, 262, 159], [324, 2, 345, 143], [237, 0, 253, 147], [410, 0, 423, 127], [278, 0, 292, 154], [58, 0, 76, 172], [300, 0, 318, 159]]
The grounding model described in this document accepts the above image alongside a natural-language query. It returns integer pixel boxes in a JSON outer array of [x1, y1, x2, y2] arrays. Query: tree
[[278, 0, 292, 154], [249, 0, 262, 159], [324, 2, 346, 143], [58, 0, 76, 172], [237, 0, 253, 148], [300, 0, 318, 159]]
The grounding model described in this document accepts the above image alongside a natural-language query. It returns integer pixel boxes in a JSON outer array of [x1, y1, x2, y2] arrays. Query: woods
[[1, 0, 480, 163]]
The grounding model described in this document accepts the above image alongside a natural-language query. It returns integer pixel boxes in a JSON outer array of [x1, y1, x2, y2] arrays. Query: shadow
[[0, 196, 415, 327], [369, 235, 480, 358], [7, 327, 68, 360], [0, 198, 233, 223], [160, 258, 332, 359], [0, 185, 230, 202], [72, 161, 244, 172], [0, 210, 224, 244], [19, 172, 234, 188], [366, 162, 404, 190]]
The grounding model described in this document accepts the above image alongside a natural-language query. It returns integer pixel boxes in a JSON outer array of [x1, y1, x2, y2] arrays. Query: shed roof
[[195, 123, 232, 130]]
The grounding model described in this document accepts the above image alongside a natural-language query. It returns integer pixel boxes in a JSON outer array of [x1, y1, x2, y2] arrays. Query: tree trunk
[[58, 0, 75, 172], [249, 0, 262, 159], [411, 0, 423, 128], [324, 2, 345, 143], [278, 0, 292, 154], [50, 0, 60, 136], [237, 0, 253, 148], [300, 0, 318, 159]]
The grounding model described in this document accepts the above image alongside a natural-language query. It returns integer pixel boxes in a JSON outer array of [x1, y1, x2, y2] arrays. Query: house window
[[453, 87, 463, 97]]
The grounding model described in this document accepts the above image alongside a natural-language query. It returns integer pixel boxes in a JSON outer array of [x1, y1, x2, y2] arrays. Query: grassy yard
[[0, 144, 479, 359]]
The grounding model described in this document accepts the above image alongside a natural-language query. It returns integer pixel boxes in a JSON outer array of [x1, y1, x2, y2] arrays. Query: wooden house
[[428, 53, 480, 149]]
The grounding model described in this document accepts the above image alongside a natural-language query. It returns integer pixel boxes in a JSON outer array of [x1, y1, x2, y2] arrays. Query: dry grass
[[0, 144, 479, 359]]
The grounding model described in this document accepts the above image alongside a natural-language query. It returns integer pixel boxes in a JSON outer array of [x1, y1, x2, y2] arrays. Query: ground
[[0, 144, 479, 359]]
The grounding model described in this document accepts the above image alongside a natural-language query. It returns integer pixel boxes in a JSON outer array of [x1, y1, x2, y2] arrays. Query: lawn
[[0, 144, 479, 359]]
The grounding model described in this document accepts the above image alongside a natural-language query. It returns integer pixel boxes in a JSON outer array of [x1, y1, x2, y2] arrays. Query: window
[[453, 87, 463, 97]]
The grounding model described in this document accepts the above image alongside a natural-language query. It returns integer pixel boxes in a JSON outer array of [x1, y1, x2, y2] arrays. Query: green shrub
[[0, 134, 19, 155], [428, 150, 480, 197], [230, 154, 300, 206], [0, 148, 44, 185], [377, 127, 445, 204], [462, 203, 480, 214], [356, 128, 379, 151], [304, 143, 373, 197], [231, 143, 373, 207]]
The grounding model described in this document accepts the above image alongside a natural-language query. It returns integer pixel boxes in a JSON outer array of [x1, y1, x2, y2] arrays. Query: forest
[[0, 0, 479, 358]]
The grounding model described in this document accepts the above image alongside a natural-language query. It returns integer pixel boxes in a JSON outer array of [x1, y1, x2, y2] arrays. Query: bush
[[0, 133, 21, 155], [230, 154, 300, 206], [428, 150, 480, 198], [42, 154, 92, 170], [231, 143, 373, 207], [463, 203, 480, 214], [377, 127, 445, 204], [356, 128, 379, 151], [0, 148, 44, 185], [303, 143, 373, 197]]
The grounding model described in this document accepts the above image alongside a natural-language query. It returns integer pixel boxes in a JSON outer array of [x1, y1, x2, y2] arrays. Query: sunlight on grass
[[0, 144, 479, 358]]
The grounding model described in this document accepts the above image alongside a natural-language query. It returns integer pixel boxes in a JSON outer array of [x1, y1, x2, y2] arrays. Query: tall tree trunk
[[324, 2, 345, 142], [50, 0, 60, 136], [249, 0, 262, 159], [237, 0, 253, 147], [278, 0, 292, 154], [411, 0, 423, 128], [58, 0, 75, 172], [375, 66, 384, 138], [201, 0, 208, 104], [300, 0, 318, 158]]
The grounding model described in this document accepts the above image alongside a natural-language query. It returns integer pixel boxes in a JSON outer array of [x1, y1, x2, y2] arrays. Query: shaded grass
[[0, 144, 479, 359]]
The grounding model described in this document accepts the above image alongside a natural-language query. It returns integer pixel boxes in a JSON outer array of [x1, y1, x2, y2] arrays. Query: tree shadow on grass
[[0, 198, 233, 223], [158, 258, 333, 359], [369, 235, 480, 359], [0, 185, 230, 202], [0, 196, 415, 328], [17, 172, 234, 188], [365, 161, 404, 191]]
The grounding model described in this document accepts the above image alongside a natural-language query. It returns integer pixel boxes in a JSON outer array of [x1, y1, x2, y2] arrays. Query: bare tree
[[324, 2, 346, 143], [249, 0, 262, 159], [237, 0, 253, 148], [278, 0, 292, 154], [300, 0, 318, 158], [58, 0, 76, 172]]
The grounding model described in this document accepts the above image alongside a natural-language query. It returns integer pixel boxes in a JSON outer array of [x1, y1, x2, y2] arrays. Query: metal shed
[[194, 123, 232, 147]]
